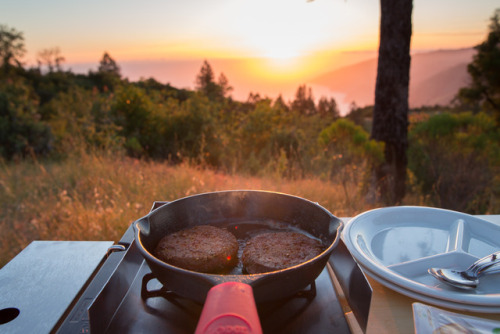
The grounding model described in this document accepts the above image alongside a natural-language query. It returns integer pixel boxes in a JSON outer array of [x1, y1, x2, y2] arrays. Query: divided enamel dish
[[342, 206, 500, 313]]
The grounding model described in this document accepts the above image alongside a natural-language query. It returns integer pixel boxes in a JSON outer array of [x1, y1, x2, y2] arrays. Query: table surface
[[0, 241, 113, 334], [337, 214, 500, 334]]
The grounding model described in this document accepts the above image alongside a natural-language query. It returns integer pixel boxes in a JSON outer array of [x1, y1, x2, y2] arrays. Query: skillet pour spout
[[133, 190, 343, 333]]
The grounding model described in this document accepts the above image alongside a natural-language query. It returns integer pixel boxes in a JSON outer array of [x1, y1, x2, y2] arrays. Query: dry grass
[[0, 151, 380, 267]]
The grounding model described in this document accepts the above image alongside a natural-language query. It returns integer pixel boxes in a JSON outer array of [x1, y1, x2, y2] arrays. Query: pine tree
[[458, 9, 500, 123], [0, 25, 26, 75]]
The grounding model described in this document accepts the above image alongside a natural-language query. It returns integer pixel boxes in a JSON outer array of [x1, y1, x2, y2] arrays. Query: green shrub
[[318, 118, 384, 204], [409, 112, 500, 213], [44, 87, 123, 155], [0, 78, 52, 159]]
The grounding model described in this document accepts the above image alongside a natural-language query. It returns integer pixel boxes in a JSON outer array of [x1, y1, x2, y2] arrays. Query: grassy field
[[0, 151, 393, 267]]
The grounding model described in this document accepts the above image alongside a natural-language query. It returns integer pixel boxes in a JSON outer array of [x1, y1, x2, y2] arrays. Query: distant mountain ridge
[[311, 48, 475, 108]]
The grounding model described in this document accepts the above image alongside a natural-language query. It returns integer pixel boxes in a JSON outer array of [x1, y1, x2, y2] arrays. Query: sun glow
[[263, 48, 301, 60], [262, 56, 305, 78], [212, 0, 345, 60], [235, 53, 324, 86]]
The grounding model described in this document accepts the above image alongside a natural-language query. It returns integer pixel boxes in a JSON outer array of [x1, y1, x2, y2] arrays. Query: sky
[[1, 0, 498, 103]]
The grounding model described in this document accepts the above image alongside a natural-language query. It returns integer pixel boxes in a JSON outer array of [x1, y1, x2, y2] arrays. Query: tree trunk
[[371, 0, 413, 205]]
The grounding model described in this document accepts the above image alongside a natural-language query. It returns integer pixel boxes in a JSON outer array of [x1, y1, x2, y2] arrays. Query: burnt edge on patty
[[154, 225, 239, 274], [242, 231, 324, 274]]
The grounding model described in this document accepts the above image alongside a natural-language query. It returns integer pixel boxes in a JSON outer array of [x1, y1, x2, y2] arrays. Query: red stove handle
[[195, 282, 263, 334]]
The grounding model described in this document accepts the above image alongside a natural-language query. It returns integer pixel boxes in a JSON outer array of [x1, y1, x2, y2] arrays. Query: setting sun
[[262, 47, 301, 60], [219, 0, 371, 60]]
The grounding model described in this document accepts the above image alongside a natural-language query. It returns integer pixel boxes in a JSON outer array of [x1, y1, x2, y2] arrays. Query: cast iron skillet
[[133, 190, 343, 334]]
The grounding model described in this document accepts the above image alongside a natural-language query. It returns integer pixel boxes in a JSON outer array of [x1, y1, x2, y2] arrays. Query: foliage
[[195, 60, 231, 101], [0, 78, 52, 159], [162, 94, 221, 165], [88, 52, 122, 92], [273, 94, 289, 113], [317, 96, 340, 119], [345, 105, 373, 132], [44, 87, 122, 154], [318, 119, 384, 166], [134, 77, 192, 102], [408, 112, 500, 213], [457, 9, 500, 122], [291, 84, 315, 115], [318, 118, 384, 206], [28, 69, 77, 106], [98, 52, 121, 76], [37, 47, 65, 73], [111, 85, 152, 141], [0, 24, 26, 75]]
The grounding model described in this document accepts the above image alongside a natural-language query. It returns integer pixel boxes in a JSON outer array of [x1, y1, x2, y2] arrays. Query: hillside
[[311, 48, 475, 108]]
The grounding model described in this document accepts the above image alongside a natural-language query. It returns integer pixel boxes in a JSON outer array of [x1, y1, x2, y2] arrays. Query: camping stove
[[0, 203, 371, 334]]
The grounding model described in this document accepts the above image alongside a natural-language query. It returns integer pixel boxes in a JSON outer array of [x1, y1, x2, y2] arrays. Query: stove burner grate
[[141, 272, 183, 301], [140, 271, 317, 303]]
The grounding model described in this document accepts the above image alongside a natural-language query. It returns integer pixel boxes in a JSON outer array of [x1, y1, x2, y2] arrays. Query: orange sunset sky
[[1, 0, 498, 105]]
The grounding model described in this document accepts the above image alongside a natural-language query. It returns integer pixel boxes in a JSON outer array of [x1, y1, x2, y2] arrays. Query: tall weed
[[0, 151, 380, 267]]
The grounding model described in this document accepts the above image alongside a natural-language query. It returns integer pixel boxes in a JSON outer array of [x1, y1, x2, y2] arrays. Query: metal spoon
[[428, 251, 500, 289]]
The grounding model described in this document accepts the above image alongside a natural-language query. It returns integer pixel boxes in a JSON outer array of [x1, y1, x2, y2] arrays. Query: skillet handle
[[134, 201, 170, 237], [195, 282, 262, 334], [134, 215, 151, 237]]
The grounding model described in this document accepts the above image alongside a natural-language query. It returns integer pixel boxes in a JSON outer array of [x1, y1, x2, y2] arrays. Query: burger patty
[[154, 225, 239, 274], [242, 231, 324, 274]]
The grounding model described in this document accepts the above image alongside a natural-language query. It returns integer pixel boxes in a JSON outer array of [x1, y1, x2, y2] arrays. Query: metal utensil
[[428, 251, 500, 289]]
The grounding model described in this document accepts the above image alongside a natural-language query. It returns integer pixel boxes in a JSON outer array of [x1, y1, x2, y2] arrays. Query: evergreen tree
[[291, 85, 316, 115], [273, 94, 289, 112], [0, 25, 26, 76], [217, 72, 233, 99], [98, 52, 121, 76], [317, 96, 339, 118], [195, 60, 219, 100], [458, 9, 500, 124], [195, 61, 233, 101], [89, 52, 122, 91]]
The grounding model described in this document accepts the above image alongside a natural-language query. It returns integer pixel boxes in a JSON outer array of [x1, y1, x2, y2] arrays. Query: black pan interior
[[139, 190, 339, 260], [134, 190, 343, 303]]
